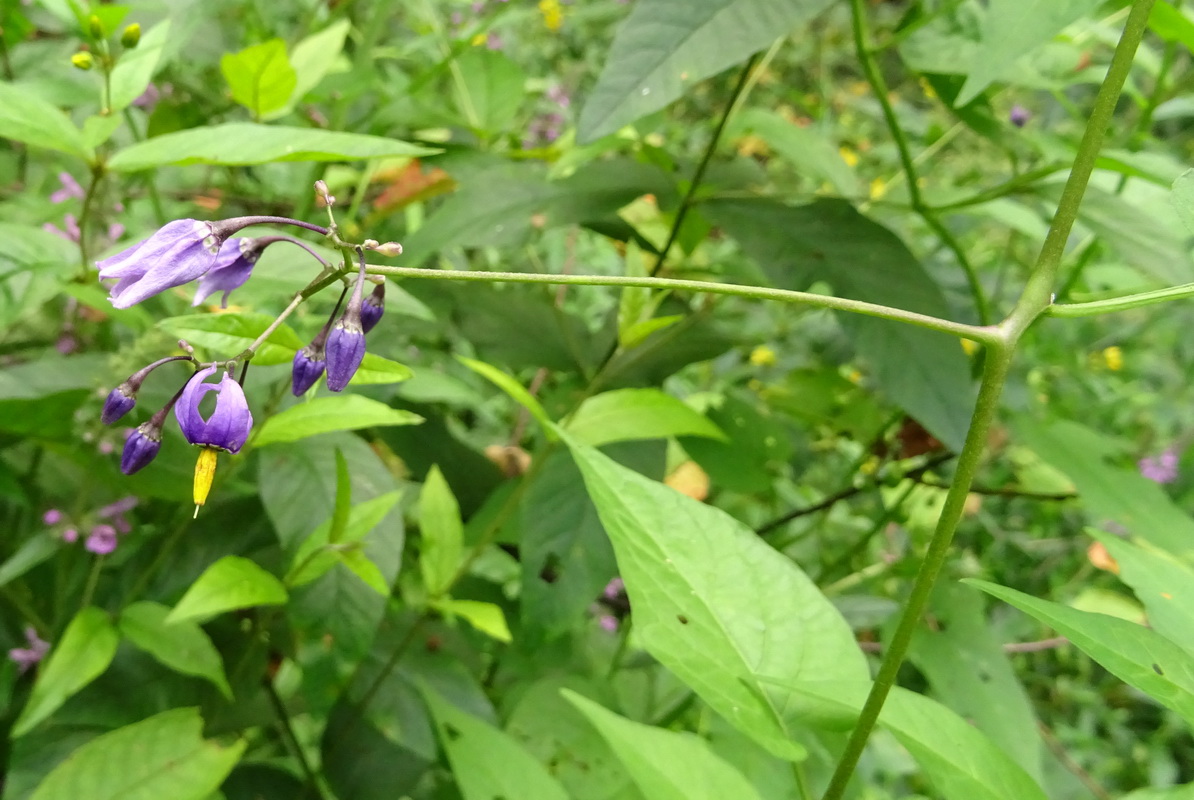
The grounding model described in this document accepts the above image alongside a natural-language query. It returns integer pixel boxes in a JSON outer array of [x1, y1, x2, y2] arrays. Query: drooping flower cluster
[[41, 496, 139, 555], [94, 200, 401, 511]]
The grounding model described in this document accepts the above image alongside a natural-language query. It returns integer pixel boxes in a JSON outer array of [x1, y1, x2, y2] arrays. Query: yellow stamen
[[193, 447, 219, 517]]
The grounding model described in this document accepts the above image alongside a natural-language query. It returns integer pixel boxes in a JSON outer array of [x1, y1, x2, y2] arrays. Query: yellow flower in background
[[1102, 346, 1123, 371], [471, 33, 486, 46], [919, 77, 938, 100], [539, 0, 563, 31], [750, 345, 777, 367], [839, 146, 859, 167], [869, 177, 887, 200]]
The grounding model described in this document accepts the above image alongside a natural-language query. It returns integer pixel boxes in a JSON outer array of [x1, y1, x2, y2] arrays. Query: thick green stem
[[364, 265, 995, 343], [849, 0, 990, 324], [819, 1, 1157, 797]]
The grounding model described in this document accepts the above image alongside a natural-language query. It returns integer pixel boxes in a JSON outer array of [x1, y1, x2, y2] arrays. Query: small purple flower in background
[[132, 83, 169, 111], [98, 496, 138, 536], [603, 577, 624, 600], [1009, 104, 1031, 128], [43, 214, 80, 243], [62, 528, 79, 543], [97, 219, 224, 308], [85, 524, 118, 555], [486, 32, 504, 50], [55, 334, 79, 354], [50, 172, 85, 204], [42, 509, 62, 525], [598, 615, 619, 633], [1139, 449, 1179, 484], [174, 366, 253, 454], [8, 627, 50, 673], [546, 84, 570, 109]]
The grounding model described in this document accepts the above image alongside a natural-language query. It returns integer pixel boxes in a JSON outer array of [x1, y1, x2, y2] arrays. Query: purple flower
[[121, 422, 163, 474], [44, 214, 80, 243], [133, 83, 162, 110], [101, 384, 137, 425], [97, 496, 138, 518], [50, 172, 85, 204], [1139, 449, 1179, 484], [546, 84, 570, 109], [360, 282, 385, 333], [8, 627, 49, 673], [192, 237, 270, 308], [486, 32, 504, 50], [292, 346, 327, 396], [97, 219, 224, 309], [62, 527, 79, 543], [325, 319, 365, 392], [42, 509, 62, 525], [174, 366, 253, 453], [602, 577, 625, 600], [598, 615, 618, 633], [1010, 104, 1031, 128], [85, 524, 118, 555]]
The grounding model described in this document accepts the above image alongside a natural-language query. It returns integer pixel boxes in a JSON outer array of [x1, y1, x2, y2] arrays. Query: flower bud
[[71, 52, 94, 71], [121, 422, 162, 474], [324, 319, 365, 392], [101, 383, 137, 425], [120, 23, 140, 49], [314, 180, 334, 207], [291, 346, 327, 396], [360, 282, 385, 333], [88, 15, 104, 39], [373, 241, 403, 257]]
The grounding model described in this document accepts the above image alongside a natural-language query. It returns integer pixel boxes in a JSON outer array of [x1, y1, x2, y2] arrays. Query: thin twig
[[912, 477, 1076, 501], [263, 677, 329, 800]]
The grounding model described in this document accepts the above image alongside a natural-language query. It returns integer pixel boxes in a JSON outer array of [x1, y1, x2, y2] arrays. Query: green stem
[[650, 52, 761, 277], [1047, 280, 1194, 317], [263, 677, 330, 800], [849, 0, 990, 323], [819, 1, 1157, 796], [78, 555, 105, 612], [76, 166, 104, 275], [364, 265, 995, 342]]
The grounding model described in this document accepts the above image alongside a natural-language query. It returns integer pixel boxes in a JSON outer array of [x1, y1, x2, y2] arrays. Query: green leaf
[[289, 19, 351, 102], [338, 548, 390, 596], [776, 680, 1049, 800], [1150, 2, 1194, 51], [455, 48, 527, 133], [421, 684, 568, 800], [457, 356, 555, 436], [970, 579, 1194, 727], [1172, 168, 1194, 235], [109, 20, 170, 112], [108, 123, 436, 171], [0, 81, 90, 157], [158, 313, 303, 366], [221, 39, 298, 118], [1091, 530, 1194, 657], [28, 708, 244, 800], [351, 352, 415, 386], [0, 534, 59, 589], [254, 395, 422, 446], [563, 691, 763, 800], [0, 223, 77, 331], [331, 448, 352, 544], [1013, 417, 1194, 558], [578, 0, 835, 142], [728, 108, 856, 195], [118, 601, 232, 699], [166, 556, 288, 624], [957, 0, 1103, 105], [707, 198, 974, 451], [566, 388, 726, 447], [562, 431, 867, 760], [287, 491, 402, 588], [433, 599, 512, 643], [13, 608, 119, 737], [420, 465, 464, 597]]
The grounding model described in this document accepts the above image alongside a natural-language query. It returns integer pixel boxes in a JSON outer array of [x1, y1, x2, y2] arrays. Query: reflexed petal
[[174, 365, 219, 443], [192, 239, 256, 307]]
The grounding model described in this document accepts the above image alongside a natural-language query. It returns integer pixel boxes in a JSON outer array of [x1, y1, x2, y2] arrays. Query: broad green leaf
[[563, 691, 763, 800], [1150, 2, 1194, 51], [775, 681, 1049, 800], [908, 584, 1043, 781], [339, 549, 390, 596], [400, 160, 675, 265], [563, 431, 867, 760], [28, 708, 244, 800], [287, 491, 402, 587], [0, 81, 90, 158], [577, 0, 835, 142], [0, 391, 89, 439], [166, 556, 288, 624], [351, 352, 415, 385], [13, 608, 119, 737], [420, 465, 464, 597], [118, 602, 232, 699], [1013, 417, 1194, 558], [331, 449, 352, 543], [566, 388, 726, 447], [109, 20, 170, 112], [970, 579, 1194, 727], [728, 108, 856, 195], [289, 19, 351, 101], [1172, 168, 1194, 235], [455, 48, 527, 133], [457, 356, 555, 436], [707, 198, 974, 451], [108, 123, 436, 171], [957, 0, 1103, 105], [255, 395, 422, 446], [0, 223, 77, 330], [1092, 530, 1194, 657], [221, 39, 298, 118], [1123, 785, 1194, 800], [433, 599, 512, 643], [0, 534, 58, 589], [421, 684, 568, 800], [158, 313, 303, 366]]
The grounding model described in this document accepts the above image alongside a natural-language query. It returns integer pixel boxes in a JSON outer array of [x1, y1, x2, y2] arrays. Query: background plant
[[2, 0, 1194, 799]]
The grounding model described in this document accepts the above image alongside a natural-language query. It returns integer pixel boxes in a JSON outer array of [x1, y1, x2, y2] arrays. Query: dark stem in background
[[263, 677, 329, 800]]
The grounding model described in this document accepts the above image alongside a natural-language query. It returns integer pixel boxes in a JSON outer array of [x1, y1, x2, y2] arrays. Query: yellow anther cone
[[193, 447, 219, 517]]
